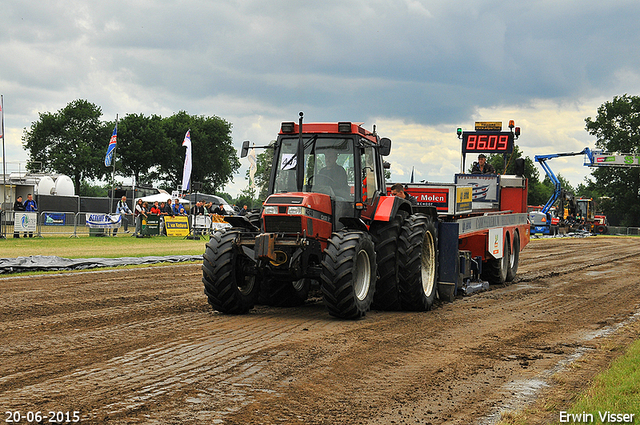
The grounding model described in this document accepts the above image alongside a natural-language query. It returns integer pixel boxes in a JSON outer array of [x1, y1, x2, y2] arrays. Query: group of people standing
[[113, 196, 241, 237], [12, 194, 38, 238]]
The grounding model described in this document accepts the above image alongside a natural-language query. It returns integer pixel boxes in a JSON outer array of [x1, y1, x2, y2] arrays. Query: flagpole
[[109, 114, 118, 213]]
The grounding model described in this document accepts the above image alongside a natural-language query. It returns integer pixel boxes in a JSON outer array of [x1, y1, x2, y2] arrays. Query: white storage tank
[[54, 175, 75, 196], [37, 176, 56, 195]]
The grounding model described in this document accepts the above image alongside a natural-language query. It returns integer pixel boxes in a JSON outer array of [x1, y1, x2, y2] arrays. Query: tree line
[[22, 99, 240, 196], [23, 96, 640, 226]]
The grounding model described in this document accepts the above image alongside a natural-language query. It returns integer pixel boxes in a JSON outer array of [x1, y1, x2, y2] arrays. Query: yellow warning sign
[[475, 122, 502, 131]]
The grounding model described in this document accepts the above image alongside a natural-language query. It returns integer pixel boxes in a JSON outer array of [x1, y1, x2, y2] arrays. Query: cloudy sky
[[2, 0, 640, 196]]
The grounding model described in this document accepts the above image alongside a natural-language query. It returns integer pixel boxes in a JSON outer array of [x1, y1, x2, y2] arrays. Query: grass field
[[0, 235, 210, 259]]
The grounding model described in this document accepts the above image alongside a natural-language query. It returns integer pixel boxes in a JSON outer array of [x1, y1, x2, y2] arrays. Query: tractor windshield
[[273, 137, 355, 201]]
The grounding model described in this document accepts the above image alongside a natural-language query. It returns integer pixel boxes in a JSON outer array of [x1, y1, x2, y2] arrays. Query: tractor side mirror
[[240, 140, 250, 158], [378, 138, 391, 156]]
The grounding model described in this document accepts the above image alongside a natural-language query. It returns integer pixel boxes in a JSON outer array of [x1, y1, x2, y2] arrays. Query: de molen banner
[[14, 212, 38, 233], [86, 214, 121, 229], [44, 213, 66, 226]]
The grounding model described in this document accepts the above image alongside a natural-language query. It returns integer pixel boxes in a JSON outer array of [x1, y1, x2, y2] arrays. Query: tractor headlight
[[263, 206, 278, 215], [287, 206, 306, 215]]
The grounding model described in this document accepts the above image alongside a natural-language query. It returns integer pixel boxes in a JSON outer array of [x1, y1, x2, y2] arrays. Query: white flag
[[181, 130, 192, 191], [248, 147, 257, 189]]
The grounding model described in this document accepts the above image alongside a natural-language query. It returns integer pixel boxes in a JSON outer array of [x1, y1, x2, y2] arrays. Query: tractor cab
[[264, 117, 391, 236]]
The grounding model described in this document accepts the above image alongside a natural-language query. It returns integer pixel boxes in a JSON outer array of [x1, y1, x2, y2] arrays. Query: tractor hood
[[264, 192, 333, 216]]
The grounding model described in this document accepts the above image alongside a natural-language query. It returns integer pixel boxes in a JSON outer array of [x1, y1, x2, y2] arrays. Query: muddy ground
[[1, 236, 639, 424]]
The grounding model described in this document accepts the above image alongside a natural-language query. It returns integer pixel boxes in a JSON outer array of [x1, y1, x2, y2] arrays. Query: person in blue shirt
[[172, 199, 186, 215], [23, 194, 37, 237]]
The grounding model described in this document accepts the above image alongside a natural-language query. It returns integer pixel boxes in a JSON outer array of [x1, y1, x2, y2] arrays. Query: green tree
[[115, 113, 170, 185], [23, 99, 109, 191], [159, 111, 240, 194], [585, 94, 640, 226]]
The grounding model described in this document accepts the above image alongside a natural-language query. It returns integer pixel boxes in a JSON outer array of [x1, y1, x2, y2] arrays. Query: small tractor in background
[[533, 148, 640, 235], [202, 115, 530, 319]]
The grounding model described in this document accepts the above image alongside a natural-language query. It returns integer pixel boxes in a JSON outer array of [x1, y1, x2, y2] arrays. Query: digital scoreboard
[[461, 131, 514, 155]]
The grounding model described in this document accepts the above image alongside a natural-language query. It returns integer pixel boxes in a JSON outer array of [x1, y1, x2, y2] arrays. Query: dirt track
[[1, 237, 640, 424]]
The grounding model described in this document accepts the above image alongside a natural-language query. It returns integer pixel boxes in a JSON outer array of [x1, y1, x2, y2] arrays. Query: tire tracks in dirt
[[1, 238, 639, 424]]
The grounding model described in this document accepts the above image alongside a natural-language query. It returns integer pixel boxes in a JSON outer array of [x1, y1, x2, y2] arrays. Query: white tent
[[136, 191, 190, 206]]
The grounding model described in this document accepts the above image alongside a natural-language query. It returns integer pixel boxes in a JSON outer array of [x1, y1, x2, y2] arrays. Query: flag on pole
[[181, 130, 192, 192], [0, 102, 3, 138], [248, 146, 257, 189], [104, 123, 117, 167]]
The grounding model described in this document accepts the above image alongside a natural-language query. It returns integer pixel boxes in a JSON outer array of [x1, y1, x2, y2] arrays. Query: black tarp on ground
[[0, 255, 203, 274]]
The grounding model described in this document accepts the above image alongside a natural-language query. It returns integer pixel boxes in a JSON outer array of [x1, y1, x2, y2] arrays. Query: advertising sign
[[44, 213, 66, 226], [455, 174, 499, 203], [86, 214, 121, 229], [164, 216, 190, 237], [590, 154, 640, 167], [14, 212, 37, 233]]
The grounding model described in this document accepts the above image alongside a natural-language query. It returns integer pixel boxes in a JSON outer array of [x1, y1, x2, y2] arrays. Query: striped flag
[[105, 123, 117, 167]]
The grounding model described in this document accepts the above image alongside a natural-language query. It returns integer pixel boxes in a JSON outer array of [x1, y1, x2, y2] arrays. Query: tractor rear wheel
[[482, 235, 510, 285], [202, 229, 259, 314], [321, 231, 377, 319], [398, 214, 438, 311], [370, 215, 404, 310]]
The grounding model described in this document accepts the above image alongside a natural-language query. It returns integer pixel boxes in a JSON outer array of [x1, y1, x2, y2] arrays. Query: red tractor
[[202, 113, 439, 319], [202, 115, 529, 319]]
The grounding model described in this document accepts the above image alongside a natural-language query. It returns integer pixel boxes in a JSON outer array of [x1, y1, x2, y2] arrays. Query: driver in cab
[[317, 150, 348, 195]]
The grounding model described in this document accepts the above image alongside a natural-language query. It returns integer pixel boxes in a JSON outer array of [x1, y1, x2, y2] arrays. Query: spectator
[[23, 194, 37, 237], [162, 199, 175, 216], [390, 183, 418, 206], [158, 200, 174, 236], [238, 205, 249, 216], [113, 196, 132, 235], [173, 199, 186, 215], [133, 199, 147, 236], [150, 201, 162, 215], [191, 201, 205, 216], [13, 195, 25, 238], [212, 203, 227, 216]]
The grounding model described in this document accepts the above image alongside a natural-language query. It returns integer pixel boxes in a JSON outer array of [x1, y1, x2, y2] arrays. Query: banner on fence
[[44, 213, 66, 226], [86, 214, 121, 229], [164, 216, 190, 237], [14, 212, 37, 232]]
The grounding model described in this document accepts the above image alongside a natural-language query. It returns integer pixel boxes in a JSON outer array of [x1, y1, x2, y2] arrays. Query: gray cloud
[[2, 0, 640, 192]]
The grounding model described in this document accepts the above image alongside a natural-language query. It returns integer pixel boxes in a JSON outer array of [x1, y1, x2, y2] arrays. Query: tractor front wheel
[[321, 231, 377, 319], [202, 229, 259, 314]]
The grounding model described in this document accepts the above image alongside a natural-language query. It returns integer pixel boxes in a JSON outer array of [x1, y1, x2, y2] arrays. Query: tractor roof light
[[338, 122, 352, 133], [281, 122, 296, 133], [515, 127, 521, 138], [509, 120, 515, 129], [457, 127, 463, 138]]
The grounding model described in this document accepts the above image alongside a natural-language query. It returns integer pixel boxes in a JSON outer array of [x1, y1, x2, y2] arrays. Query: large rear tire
[[506, 232, 520, 282], [202, 229, 259, 314], [321, 231, 377, 319], [482, 235, 510, 285], [398, 214, 438, 311], [370, 215, 404, 310]]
